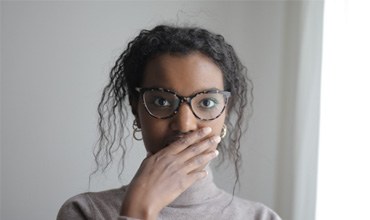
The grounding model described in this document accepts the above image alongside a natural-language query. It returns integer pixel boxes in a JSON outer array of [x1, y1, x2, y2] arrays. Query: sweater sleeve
[[57, 194, 93, 220], [254, 202, 282, 220], [117, 217, 141, 220], [57, 193, 141, 220]]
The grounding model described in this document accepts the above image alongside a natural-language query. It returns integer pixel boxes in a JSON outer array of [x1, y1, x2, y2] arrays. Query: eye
[[153, 97, 171, 107], [198, 98, 218, 109]]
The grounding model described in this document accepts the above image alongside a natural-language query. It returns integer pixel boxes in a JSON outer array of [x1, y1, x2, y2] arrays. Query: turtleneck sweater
[[57, 168, 281, 220]]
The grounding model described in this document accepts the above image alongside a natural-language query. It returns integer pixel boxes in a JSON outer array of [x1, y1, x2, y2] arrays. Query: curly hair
[[92, 25, 253, 191]]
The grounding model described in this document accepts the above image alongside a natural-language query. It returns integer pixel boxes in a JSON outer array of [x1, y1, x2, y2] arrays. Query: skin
[[121, 52, 227, 220]]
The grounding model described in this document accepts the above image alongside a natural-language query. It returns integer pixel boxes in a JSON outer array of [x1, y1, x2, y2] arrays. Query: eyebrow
[[141, 87, 225, 96]]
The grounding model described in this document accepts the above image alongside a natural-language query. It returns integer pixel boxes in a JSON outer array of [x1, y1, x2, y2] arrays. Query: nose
[[170, 102, 198, 133]]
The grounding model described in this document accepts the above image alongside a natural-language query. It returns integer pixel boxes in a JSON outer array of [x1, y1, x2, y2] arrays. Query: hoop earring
[[132, 119, 142, 141], [220, 124, 227, 139]]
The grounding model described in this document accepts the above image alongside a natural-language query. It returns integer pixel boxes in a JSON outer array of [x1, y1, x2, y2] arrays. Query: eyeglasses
[[136, 87, 231, 121]]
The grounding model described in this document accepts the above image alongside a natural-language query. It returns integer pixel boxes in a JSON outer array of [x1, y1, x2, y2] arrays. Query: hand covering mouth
[[164, 135, 185, 147]]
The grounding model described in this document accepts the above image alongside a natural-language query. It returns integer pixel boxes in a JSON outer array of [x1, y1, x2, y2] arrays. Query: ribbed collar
[[168, 166, 220, 207]]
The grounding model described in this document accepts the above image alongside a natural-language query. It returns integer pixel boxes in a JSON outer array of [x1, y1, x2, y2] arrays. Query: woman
[[57, 25, 281, 220]]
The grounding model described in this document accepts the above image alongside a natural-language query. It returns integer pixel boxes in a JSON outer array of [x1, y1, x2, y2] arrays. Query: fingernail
[[213, 136, 221, 144], [202, 127, 212, 134]]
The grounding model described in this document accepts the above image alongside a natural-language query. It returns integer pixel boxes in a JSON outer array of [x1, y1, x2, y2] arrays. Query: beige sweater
[[57, 170, 281, 220]]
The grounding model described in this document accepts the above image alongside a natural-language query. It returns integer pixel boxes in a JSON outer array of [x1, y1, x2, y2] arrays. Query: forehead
[[141, 52, 224, 96]]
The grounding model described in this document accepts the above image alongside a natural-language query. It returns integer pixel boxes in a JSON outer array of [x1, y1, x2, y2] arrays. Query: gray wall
[[1, 1, 322, 220]]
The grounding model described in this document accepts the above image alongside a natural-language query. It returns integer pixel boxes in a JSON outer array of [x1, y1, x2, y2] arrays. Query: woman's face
[[135, 52, 226, 154]]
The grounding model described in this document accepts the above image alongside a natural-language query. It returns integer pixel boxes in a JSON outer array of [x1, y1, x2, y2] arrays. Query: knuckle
[[190, 145, 200, 153], [208, 136, 221, 145], [163, 158, 177, 169], [208, 138, 215, 145], [153, 154, 164, 163], [197, 129, 205, 137], [194, 157, 204, 165], [155, 154, 175, 168], [163, 163, 173, 172], [178, 137, 190, 145]]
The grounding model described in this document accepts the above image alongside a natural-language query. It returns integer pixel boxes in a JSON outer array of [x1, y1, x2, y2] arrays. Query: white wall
[[1, 1, 323, 220], [0, 2, 3, 217]]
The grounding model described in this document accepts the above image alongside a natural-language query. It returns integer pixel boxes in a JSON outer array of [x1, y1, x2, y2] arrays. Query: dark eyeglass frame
[[135, 87, 231, 121]]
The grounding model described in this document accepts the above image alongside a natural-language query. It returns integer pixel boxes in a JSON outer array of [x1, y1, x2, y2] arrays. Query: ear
[[129, 98, 141, 128]]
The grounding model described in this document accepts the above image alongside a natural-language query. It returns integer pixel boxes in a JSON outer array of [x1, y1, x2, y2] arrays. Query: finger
[[183, 150, 219, 174], [178, 135, 221, 162], [164, 127, 212, 154], [169, 169, 209, 193], [183, 169, 209, 188]]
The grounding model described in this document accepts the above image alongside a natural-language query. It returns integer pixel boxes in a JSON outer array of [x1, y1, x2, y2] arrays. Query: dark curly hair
[[92, 25, 253, 192]]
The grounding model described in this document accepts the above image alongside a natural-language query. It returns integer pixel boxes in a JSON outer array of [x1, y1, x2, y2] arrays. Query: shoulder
[[229, 195, 282, 220], [210, 190, 281, 220], [57, 186, 128, 220]]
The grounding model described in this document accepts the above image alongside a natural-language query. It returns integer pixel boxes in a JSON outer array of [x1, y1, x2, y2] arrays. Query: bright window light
[[316, 0, 370, 219]]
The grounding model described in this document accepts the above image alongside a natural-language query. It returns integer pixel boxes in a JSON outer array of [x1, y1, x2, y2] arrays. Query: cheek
[[202, 114, 226, 137], [137, 105, 169, 152]]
